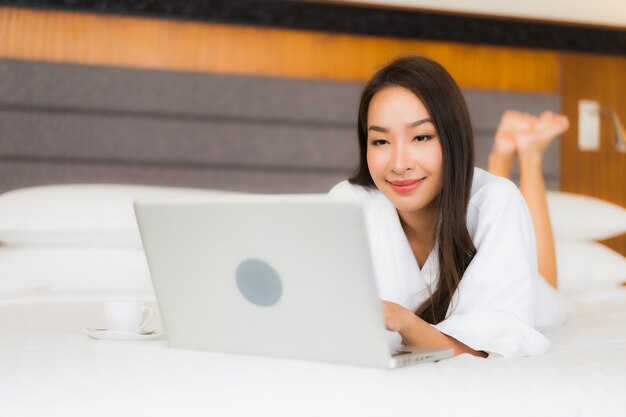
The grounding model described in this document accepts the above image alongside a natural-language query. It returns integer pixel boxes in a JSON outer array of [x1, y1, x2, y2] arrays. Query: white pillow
[[556, 241, 626, 293], [547, 191, 626, 241], [0, 184, 234, 246], [0, 245, 153, 295]]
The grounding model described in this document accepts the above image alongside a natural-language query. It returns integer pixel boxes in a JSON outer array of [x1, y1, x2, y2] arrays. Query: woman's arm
[[382, 301, 488, 358]]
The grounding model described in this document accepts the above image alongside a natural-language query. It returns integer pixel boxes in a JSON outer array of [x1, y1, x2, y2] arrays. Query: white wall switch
[[578, 99, 601, 151]]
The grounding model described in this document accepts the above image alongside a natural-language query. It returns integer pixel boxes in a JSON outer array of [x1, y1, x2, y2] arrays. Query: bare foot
[[516, 111, 569, 160], [493, 111, 535, 157], [489, 111, 536, 178]]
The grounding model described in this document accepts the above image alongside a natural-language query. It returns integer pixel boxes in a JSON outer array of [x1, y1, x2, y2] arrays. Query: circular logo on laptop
[[235, 259, 283, 307]]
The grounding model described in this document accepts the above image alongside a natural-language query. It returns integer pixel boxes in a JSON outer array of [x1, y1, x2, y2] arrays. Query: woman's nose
[[391, 144, 413, 174]]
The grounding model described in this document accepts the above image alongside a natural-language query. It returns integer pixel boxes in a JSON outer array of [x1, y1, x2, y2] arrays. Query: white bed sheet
[[2, 288, 625, 417]]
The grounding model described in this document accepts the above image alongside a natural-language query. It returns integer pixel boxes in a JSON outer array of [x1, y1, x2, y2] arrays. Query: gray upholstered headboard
[[0, 59, 560, 194]]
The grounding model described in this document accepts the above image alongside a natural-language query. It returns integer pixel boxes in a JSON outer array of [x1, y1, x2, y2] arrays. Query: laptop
[[134, 194, 453, 369]]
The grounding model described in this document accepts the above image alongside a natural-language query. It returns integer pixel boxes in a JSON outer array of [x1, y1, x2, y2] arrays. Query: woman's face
[[366, 86, 443, 215]]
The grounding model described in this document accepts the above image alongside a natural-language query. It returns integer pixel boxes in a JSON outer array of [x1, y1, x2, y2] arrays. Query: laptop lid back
[[135, 195, 391, 368]]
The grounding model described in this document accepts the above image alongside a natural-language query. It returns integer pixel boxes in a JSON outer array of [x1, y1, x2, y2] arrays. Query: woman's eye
[[370, 139, 388, 146], [413, 135, 433, 142]]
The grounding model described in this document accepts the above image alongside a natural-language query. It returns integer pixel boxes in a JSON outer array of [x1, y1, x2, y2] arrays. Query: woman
[[328, 55, 567, 358]]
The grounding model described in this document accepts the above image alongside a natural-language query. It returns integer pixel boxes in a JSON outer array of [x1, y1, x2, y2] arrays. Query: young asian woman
[[327, 55, 569, 358]]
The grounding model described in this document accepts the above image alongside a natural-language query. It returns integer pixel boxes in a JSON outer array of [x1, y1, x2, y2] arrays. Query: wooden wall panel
[[0, 6, 559, 92], [559, 52, 626, 255]]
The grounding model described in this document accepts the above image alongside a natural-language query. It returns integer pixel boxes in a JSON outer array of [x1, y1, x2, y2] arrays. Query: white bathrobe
[[328, 167, 569, 357]]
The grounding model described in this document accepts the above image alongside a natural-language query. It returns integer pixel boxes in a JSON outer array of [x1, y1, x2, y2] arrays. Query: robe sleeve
[[434, 178, 551, 357]]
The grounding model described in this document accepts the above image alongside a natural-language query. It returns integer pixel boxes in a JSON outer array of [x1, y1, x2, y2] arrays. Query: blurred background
[[0, 0, 624, 253]]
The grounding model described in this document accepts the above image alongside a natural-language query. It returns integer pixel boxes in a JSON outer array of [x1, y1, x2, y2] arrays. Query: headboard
[[0, 59, 560, 194]]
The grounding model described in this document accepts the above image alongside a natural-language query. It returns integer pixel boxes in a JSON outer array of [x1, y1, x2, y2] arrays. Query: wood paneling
[[0, 6, 559, 92], [559, 52, 626, 255]]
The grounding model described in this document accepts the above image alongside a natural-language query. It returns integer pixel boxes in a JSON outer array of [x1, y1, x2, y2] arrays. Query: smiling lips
[[388, 178, 425, 194]]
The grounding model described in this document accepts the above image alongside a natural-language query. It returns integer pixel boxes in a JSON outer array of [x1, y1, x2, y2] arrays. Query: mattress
[[2, 287, 625, 417]]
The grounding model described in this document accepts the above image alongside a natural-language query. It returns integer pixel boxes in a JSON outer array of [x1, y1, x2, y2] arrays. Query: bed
[[1, 58, 625, 416], [1, 183, 625, 417]]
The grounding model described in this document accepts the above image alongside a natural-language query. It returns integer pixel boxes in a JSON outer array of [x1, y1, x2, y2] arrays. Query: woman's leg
[[515, 112, 568, 289], [488, 111, 569, 289]]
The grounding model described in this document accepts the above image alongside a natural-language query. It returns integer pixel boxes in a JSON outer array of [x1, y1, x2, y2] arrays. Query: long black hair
[[350, 55, 476, 324]]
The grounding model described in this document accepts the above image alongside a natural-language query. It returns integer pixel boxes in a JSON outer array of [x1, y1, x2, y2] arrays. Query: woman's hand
[[381, 300, 488, 358], [381, 301, 413, 332]]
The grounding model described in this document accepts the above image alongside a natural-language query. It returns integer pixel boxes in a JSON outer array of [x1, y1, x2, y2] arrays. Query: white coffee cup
[[104, 302, 154, 333]]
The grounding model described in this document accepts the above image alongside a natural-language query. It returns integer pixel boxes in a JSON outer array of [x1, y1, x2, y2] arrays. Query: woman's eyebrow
[[368, 125, 388, 133], [368, 118, 432, 133], [408, 118, 433, 128]]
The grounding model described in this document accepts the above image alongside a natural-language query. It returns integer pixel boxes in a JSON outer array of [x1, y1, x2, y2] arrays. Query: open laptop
[[134, 194, 453, 369]]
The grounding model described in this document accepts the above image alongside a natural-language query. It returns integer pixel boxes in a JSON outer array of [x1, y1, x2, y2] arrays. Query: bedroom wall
[[0, 5, 624, 254], [0, 7, 560, 91], [559, 53, 626, 255], [332, 0, 626, 28]]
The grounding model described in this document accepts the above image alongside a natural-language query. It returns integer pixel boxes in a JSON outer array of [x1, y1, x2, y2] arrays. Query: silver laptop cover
[[135, 195, 451, 368]]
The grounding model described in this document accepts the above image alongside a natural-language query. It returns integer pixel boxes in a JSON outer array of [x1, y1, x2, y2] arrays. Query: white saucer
[[83, 328, 163, 341]]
